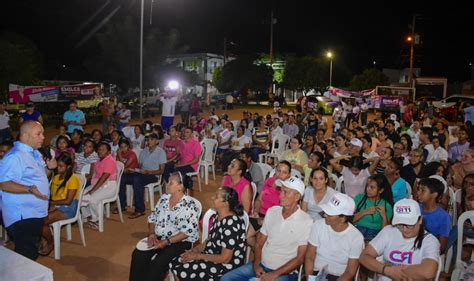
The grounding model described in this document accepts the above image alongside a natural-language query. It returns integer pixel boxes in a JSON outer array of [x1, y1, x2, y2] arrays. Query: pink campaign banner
[[9, 83, 102, 103], [9, 84, 60, 103]]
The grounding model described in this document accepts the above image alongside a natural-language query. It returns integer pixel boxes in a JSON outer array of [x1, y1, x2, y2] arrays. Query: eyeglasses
[[395, 224, 417, 230]]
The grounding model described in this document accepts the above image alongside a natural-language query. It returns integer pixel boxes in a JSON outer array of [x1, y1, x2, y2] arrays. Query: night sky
[[1, 0, 473, 83]]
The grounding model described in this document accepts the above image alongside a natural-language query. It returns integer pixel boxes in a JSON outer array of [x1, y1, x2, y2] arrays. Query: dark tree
[[0, 32, 43, 98], [349, 68, 390, 91]]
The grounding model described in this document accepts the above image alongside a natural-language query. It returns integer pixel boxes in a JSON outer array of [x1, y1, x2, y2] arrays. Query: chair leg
[[66, 224, 72, 241], [148, 186, 154, 211], [145, 186, 149, 202], [126, 185, 133, 207], [445, 246, 453, 273], [204, 166, 209, 185], [106, 203, 111, 218], [98, 203, 105, 233], [116, 198, 124, 223], [78, 215, 86, 246], [212, 164, 216, 181], [52, 223, 61, 260], [197, 174, 202, 192]]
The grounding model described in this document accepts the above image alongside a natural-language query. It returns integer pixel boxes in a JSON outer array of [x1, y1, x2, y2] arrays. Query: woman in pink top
[[175, 127, 202, 189], [246, 161, 292, 249], [163, 126, 184, 182], [222, 159, 252, 214], [82, 142, 118, 229]]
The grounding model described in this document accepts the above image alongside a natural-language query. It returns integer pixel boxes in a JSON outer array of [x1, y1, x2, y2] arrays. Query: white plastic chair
[[200, 139, 218, 185], [186, 148, 205, 192], [444, 187, 462, 273], [335, 176, 344, 193], [202, 208, 217, 243], [127, 175, 163, 210], [98, 162, 125, 232], [51, 174, 87, 260], [258, 134, 291, 164], [256, 162, 273, 179], [451, 210, 474, 280]]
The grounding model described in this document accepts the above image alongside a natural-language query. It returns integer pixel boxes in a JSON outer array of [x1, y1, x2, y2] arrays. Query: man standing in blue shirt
[[63, 100, 86, 134], [0, 121, 55, 260]]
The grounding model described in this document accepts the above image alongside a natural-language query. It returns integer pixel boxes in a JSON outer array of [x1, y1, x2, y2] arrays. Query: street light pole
[[139, 0, 144, 120], [326, 51, 333, 87], [408, 14, 416, 87]]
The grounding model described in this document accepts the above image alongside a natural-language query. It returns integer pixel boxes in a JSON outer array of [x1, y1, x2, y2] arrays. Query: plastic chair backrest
[[454, 211, 474, 269], [291, 169, 303, 179], [202, 208, 217, 243], [273, 134, 291, 154], [257, 163, 273, 179], [242, 211, 250, 232], [448, 187, 457, 227], [73, 174, 88, 219], [116, 162, 125, 189], [335, 176, 344, 193], [201, 139, 218, 163]]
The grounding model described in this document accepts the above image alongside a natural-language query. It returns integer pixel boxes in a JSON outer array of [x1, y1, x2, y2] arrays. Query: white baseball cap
[[390, 114, 397, 121], [349, 138, 363, 147], [392, 199, 421, 226], [276, 176, 305, 195], [320, 193, 356, 216]]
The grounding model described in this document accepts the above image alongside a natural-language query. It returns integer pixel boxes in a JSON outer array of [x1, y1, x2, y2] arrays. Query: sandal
[[128, 212, 146, 219], [86, 221, 99, 230], [38, 243, 54, 256]]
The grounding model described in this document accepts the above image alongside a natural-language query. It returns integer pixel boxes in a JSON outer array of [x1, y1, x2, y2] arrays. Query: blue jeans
[[119, 172, 158, 213], [221, 262, 298, 281]]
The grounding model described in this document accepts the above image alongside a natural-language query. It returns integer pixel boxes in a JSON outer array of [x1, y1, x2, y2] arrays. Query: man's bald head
[[20, 121, 41, 136], [20, 121, 44, 149]]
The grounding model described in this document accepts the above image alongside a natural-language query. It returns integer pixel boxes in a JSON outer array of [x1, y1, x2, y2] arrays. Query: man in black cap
[[20, 102, 43, 124]]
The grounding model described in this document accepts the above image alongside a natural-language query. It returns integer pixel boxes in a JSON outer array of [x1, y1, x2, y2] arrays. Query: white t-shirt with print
[[303, 187, 337, 221], [370, 226, 440, 281], [308, 219, 365, 276]]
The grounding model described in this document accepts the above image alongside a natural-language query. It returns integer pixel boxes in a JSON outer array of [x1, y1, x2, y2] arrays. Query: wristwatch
[[27, 185, 34, 193], [166, 238, 172, 246]]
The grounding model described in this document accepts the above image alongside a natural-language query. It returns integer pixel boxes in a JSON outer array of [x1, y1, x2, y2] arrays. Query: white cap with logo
[[276, 176, 305, 195], [319, 192, 356, 216], [349, 138, 363, 148], [392, 198, 421, 226]]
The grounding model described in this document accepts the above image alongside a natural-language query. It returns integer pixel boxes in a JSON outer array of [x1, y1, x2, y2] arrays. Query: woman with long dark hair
[[39, 152, 81, 256], [171, 187, 246, 280], [301, 168, 337, 221], [360, 199, 440, 280], [353, 174, 393, 241], [223, 159, 253, 213]]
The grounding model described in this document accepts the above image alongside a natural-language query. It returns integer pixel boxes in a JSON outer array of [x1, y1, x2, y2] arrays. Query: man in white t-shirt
[[117, 104, 131, 130], [359, 199, 440, 281], [160, 92, 179, 130], [221, 177, 312, 281], [305, 192, 364, 279]]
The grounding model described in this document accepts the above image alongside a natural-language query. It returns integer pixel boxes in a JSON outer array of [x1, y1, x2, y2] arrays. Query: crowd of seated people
[[3, 98, 474, 280]]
